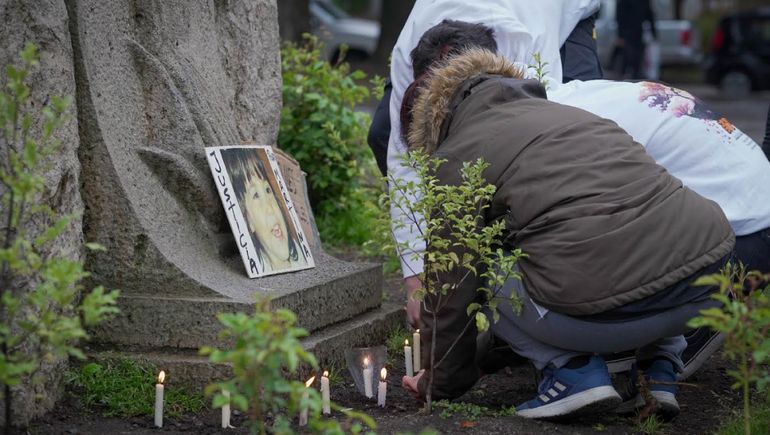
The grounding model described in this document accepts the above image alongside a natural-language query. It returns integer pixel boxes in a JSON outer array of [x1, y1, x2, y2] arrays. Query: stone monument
[[0, 0, 400, 425]]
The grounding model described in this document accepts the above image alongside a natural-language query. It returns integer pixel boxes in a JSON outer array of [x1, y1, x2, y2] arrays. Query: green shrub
[[383, 151, 523, 411], [67, 359, 205, 418], [0, 42, 119, 429], [200, 298, 375, 434], [688, 264, 770, 435], [278, 35, 386, 247]]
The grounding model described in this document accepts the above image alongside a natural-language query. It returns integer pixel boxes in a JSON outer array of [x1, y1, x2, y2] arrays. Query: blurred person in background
[[615, 0, 657, 79]]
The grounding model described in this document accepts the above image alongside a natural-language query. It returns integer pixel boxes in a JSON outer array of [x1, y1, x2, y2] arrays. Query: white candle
[[377, 368, 387, 407], [321, 371, 331, 415], [412, 329, 420, 373], [404, 339, 414, 377], [363, 357, 373, 398], [299, 376, 315, 426], [154, 371, 165, 428], [413, 329, 421, 372], [221, 390, 231, 429]]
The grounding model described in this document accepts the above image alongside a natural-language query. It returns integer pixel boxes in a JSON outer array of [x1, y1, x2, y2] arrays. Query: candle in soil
[[413, 329, 421, 372], [377, 368, 387, 407], [321, 370, 331, 415], [299, 376, 315, 426], [363, 357, 373, 398], [221, 390, 231, 429], [154, 370, 165, 428], [404, 339, 414, 377]]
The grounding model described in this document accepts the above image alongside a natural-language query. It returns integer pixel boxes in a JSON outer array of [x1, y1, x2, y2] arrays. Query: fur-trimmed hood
[[406, 49, 525, 154]]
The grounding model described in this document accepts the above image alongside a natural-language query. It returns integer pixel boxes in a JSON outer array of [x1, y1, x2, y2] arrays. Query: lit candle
[[377, 368, 387, 407], [154, 371, 165, 428], [221, 389, 231, 429], [413, 329, 421, 372], [404, 339, 413, 377], [321, 370, 330, 415], [299, 376, 315, 426], [362, 357, 373, 398]]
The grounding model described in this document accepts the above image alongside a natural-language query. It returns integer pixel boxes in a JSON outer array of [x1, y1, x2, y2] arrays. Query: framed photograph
[[206, 145, 315, 278]]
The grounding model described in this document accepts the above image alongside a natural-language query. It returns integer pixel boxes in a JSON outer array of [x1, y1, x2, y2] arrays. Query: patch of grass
[[66, 359, 205, 418], [636, 415, 667, 435], [385, 324, 412, 365], [716, 398, 770, 435], [433, 400, 516, 421]]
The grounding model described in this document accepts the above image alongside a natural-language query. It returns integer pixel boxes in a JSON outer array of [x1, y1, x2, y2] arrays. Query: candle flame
[[405, 339, 409, 346], [380, 367, 387, 380], [416, 329, 420, 333], [157, 370, 166, 384], [305, 376, 316, 387], [363, 356, 369, 367], [323, 370, 329, 377]]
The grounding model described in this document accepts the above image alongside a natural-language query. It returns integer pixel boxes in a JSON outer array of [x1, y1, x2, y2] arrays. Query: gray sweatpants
[[489, 274, 719, 371]]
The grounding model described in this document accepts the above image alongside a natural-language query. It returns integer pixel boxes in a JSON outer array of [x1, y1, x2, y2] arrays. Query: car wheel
[[720, 70, 752, 97]]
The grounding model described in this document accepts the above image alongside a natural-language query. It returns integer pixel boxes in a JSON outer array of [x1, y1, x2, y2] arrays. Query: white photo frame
[[206, 145, 315, 278]]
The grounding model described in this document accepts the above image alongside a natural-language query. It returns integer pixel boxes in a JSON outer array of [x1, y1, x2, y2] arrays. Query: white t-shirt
[[387, 0, 600, 277], [549, 79, 770, 237]]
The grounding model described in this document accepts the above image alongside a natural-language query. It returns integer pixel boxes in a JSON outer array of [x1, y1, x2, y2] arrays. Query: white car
[[309, 0, 381, 62]]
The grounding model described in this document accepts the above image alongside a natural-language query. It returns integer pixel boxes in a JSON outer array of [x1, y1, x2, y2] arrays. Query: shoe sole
[[517, 386, 622, 420], [678, 332, 725, 381]]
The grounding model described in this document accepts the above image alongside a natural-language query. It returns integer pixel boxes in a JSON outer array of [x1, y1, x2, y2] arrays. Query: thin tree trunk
[[277, 0, 311, 43]]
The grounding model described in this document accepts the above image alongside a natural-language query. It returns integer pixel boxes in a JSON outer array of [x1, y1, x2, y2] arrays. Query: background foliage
[[278, 35, 387, 247]]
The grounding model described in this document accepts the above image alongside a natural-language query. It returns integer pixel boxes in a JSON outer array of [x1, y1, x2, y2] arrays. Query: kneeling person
[[400, 47, 734, 419]]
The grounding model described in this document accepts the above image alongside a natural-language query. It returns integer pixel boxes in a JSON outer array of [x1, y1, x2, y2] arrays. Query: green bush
[[688, 264, 770, 435], [0, 43, 119, 429], [278, 35, 386, 246]]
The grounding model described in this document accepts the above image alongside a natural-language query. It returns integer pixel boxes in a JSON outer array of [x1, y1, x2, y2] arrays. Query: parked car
[[309, 0, 380, 62], [595, 0, 700, 77], [704, 8, 770, 95]]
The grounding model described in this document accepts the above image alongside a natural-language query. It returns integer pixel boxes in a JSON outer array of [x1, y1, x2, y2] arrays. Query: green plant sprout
[[0, 43, 119, 432], [200, 298, 375, 435], [382, 150, 524, 411], [688, 263, 770, 435], [528, 52, 550, 90]]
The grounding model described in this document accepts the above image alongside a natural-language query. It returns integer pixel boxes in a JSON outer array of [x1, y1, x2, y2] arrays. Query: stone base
[[88, 303, 404, 391], [90, 255, 383, 350]]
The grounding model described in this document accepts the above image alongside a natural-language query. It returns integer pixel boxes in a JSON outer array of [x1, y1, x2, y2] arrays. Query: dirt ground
[[24, 351, 741, 434]]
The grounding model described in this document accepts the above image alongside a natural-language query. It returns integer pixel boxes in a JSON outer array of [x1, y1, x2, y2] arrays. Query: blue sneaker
[[614, 359, 680, 419], [645, 359, 680, 419], [516, 356, 621, 419]]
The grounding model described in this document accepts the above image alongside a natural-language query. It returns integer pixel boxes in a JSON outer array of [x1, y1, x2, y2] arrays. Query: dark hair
[[220, 148, 301, 267], [410, 19, 497, 79], [402, 20, 497, 142]]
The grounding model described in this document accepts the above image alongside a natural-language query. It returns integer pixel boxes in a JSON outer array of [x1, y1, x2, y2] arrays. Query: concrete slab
[[88, 303, 404, 391], [90, 258, 383, 350]]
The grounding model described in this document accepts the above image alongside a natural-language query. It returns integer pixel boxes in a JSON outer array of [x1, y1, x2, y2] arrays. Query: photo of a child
[[207, 145, 313, 277]]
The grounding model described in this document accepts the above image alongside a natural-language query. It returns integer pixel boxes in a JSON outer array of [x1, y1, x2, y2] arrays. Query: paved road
[[677, 83, 768, 145]]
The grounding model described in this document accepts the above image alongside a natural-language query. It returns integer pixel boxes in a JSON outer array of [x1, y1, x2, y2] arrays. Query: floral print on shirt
[[638, 82, 736, 135]]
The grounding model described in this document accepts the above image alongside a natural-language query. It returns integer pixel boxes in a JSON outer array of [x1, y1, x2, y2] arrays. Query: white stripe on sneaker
[[547, 388, 558, 397], [554, 382, 567, 391]]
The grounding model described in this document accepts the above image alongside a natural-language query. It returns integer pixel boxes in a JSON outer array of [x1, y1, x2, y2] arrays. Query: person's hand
[[401, 369, 425, 401], [404, 275, 423, 328]]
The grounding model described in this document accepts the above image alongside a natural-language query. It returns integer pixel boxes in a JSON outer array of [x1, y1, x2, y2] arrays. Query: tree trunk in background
[[372, 0, 415, 72], [278, 0, 310, 42]]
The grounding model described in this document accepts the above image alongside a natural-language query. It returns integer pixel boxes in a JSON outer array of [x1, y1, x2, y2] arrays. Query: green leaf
[[475, 312, 489, 332]]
